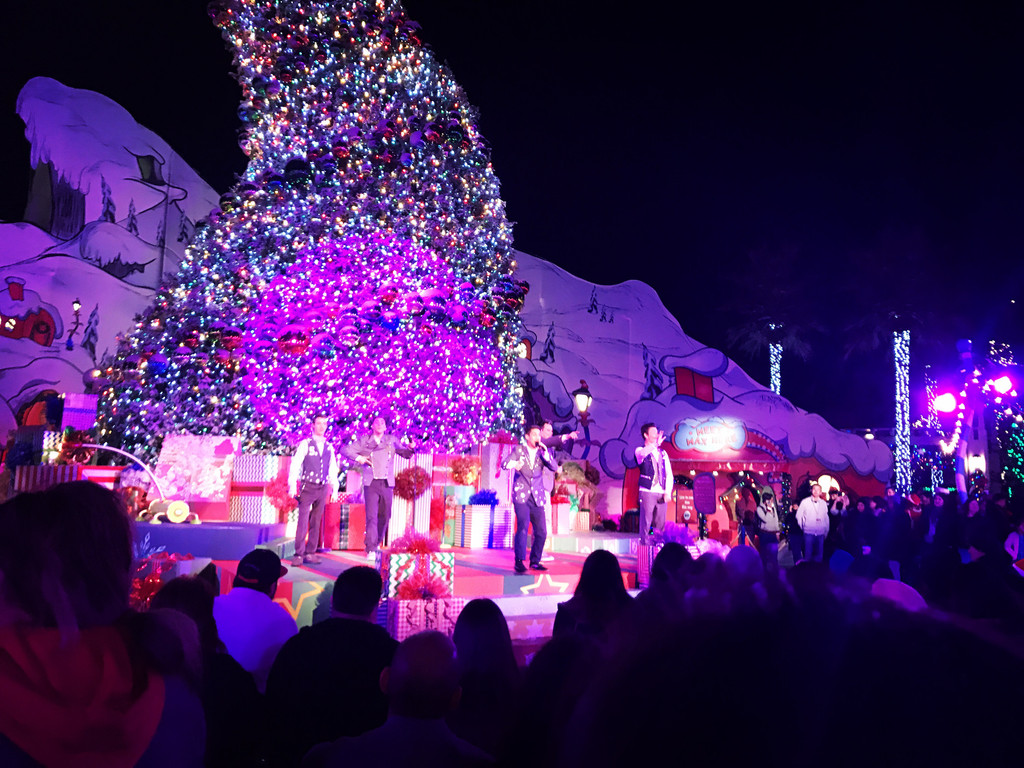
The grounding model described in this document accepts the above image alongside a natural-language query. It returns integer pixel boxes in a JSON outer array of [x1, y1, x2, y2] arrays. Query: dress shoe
[[514, 560, 527, 573], [530, 562, 548, 571], [290, 556, 304, 568], [303, 554, 322, 565]]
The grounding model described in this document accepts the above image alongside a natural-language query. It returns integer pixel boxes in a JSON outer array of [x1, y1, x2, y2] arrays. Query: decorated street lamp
[[572, 379, 593, 458]]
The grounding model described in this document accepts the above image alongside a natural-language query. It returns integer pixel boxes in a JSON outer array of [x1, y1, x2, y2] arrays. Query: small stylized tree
[[538, 322, 555, 363], [99, 176, 116, 223], [126, 199, 139, 236]]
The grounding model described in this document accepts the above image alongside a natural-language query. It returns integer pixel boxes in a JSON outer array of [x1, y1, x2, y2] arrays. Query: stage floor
[[211, 540, 641, 656]]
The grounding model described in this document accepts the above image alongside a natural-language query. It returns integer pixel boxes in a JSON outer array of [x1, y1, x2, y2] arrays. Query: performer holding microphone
[[345, 417, 415, 559], [502, 425, 559, 573], [635, 423, 673, 544]]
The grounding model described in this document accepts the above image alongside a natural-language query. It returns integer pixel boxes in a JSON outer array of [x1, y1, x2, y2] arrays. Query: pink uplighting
[[992, 375, 1013, 395]]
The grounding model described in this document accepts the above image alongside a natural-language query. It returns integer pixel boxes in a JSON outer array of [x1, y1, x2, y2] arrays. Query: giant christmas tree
[[97, 0, 525, 461]]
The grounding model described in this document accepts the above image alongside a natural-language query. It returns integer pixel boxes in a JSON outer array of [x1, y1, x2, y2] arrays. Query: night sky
[[1, 1, 1021, 430]]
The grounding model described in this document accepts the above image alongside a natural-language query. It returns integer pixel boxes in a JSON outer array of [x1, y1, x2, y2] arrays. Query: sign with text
[[691, 472, 717, 516], [673, 417, 746, 454]]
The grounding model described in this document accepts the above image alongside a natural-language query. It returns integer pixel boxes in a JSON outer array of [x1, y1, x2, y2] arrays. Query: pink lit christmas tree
[[97, 0, 524, 461]]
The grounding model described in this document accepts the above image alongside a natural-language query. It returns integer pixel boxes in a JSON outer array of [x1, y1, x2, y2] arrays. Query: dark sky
[[2, 0, 1022, 429]]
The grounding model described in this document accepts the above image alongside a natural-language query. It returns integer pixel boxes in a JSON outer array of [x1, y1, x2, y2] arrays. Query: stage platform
[[135, 522, 645, 654], [219, 543, 637, 653]]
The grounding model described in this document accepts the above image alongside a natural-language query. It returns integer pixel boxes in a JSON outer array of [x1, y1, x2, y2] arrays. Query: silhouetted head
[[382, 631, 462, 719], [332, 565, 383, 619]]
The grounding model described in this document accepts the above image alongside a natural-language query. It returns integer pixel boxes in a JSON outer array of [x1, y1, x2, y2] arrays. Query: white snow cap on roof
[[16, 77, 219, 224]]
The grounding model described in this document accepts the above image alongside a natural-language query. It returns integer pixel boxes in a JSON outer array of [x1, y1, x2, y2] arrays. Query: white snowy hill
[[0, 78, 219, 435], [0, 77, 892, 510], [514, 252, 893, 515]]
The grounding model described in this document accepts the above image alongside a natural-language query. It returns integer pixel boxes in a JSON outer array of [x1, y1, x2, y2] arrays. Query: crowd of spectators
[[1, 481, 1022, 767]]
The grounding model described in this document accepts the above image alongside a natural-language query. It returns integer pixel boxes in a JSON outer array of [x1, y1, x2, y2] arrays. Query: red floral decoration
[[56, 429, 96, 464], [129, 552, 195, 610], [450, 456, 481, 486], [265, 471, 298, 520], [394, 466, 431, 501], [390, 529, 440, 554], [395, 569, 452, 600]]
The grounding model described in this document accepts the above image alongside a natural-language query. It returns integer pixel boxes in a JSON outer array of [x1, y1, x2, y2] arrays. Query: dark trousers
[[295, 482, 328, 557], [364, 478, 393, 552], [513, 500, 546, 565], [804, 533, 825, 562], [758, 531, 779, 572], [639, 490, 666, 545]]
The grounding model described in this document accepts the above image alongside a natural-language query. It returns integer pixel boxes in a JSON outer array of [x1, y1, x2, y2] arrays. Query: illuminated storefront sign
[[673, 417, 746, 453]]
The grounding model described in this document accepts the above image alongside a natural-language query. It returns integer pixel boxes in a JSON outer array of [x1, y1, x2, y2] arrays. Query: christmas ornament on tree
[[98, 0, 523, 462], [242, 234, 503, 450]]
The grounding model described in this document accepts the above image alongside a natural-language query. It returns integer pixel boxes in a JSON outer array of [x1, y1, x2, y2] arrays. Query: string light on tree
[[893, 329, 911, 494], [97, 0, 525, 461], [770, 329, 782, 393]]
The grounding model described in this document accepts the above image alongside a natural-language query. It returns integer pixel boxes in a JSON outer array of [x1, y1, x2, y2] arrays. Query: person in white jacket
[[796, 484, 830, 563]]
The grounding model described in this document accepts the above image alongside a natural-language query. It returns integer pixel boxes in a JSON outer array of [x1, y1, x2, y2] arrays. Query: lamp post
[[66, 298, 83, 351], [572, 379, 593, 459]]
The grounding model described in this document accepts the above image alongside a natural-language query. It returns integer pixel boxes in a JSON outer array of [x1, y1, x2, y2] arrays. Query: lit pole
[[572, 379, 593, 459]]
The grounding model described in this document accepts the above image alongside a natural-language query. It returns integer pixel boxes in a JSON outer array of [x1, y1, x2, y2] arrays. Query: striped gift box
[[81, 466, 125, 490], [229, 494, 278, 524], [14, 464, 125, 492], [458, 504, 513, 549], [388, 453, 433, 540], [232, 454, 290, 483], [383, 552, 455, 598], [637, 543, 663, 588], [573, 511, 591, 533]]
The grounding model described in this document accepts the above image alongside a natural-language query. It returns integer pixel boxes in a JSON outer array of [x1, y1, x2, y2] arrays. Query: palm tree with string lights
[[724, 247, 820, 396], [842, 231, 946, 495]]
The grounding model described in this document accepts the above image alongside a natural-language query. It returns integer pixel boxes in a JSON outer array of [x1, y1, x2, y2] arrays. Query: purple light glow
[[992, 375, 1013, 395], [241, 233, 504, 451], [934, 393, 958, 413]]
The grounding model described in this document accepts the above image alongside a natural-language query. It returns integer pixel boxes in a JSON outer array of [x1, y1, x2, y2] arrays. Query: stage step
[[550, 532, 638, 556]]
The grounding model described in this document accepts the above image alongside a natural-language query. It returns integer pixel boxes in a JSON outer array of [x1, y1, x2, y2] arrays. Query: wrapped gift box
[[155, 435, 239, 520], [232, 454, 291, 483], [551, 502, 573, 535], [573, 511, 591, 533], [637, 542, 663, 588], [479, 442, 514, 505], [387, 597, 466, 642], [229, 455, 292, 524], [384, 552, 455, 598], [458, 504, 513, 549], [228, 494, 278, 524], [61, 393, 99, 430], [14, 464, 124, 492], [388, 454, 434, 540], [338, 503, 366, 551], [443, 484, 475, 506]]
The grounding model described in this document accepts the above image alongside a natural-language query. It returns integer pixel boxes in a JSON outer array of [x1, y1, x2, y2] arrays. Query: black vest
[[638, 449, 665, 491], [300, 439, 333, 485]]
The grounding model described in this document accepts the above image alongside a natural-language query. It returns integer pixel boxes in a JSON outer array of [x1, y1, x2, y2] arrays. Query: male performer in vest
[[345, 417, 415, 558], [288, 415, 340, 568], [635, 423, 674, 545], [502, 424, 559, 573]]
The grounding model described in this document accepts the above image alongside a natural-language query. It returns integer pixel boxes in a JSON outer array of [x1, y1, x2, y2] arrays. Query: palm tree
[[724, 247, 820, 395], [842, 230, 947, 494]]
